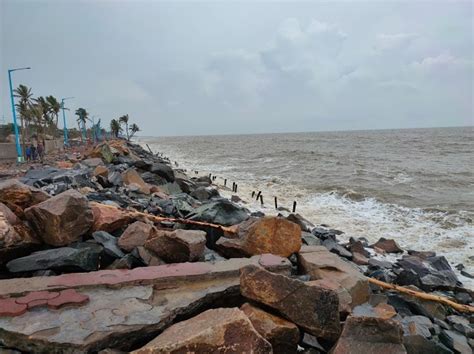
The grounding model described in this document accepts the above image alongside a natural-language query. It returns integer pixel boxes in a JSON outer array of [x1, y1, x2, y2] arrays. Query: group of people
[[25, 135, 45, 162]]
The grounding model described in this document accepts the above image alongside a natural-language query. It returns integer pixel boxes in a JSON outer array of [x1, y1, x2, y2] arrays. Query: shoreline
[[0, 139, 472, 352]]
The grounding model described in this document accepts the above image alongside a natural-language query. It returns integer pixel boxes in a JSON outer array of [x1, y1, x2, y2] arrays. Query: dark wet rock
[[401, 316, 434, 338], [82, 158, 104, 168], [287, 213, 314, 232], [187, 199, 249, 226], [446, 316, 473, 338], [108, 171, 123, 186], [190, 186, 219, 201], [395, 269, 423, 288], [144, 229, 206, 263], [201, 246, 226, 262], [192, 175, 212, 185], [6, 246, 101, 273], [403, 335, 454, 354], [454, 292, 472, 305], [216, 216, 302, 258], [348, 238, 370, 257], [149, 163, 174, 182], [92, 231, 126, 259], [301, 333, 326, 352], [387, 293, 447, 320], [132, 308, 271, 353], [302, 232, 322, 246], [439, 330, 471, 354], [240, 264, 341, 340], [322, 238, 352, 259], [369, 258, 394, 269], [251, 211, 265, 218], [332, 316, 406, 354], [133, 159, 153, 171], [25, 189, 93, 247], [152, 194, 197, 218], [240, 302, 300, 354], [174, 177, 197, 194], [140, 171, 166, 186], [372, 238, 403, 253], [408, 250, 437, 259]]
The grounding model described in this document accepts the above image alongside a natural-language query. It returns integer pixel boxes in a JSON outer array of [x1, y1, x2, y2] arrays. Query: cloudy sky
[[1, 0, 472, 136]]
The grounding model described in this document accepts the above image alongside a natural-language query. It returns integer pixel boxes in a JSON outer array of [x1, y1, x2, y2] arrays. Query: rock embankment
[[0, 139, 472, 353]]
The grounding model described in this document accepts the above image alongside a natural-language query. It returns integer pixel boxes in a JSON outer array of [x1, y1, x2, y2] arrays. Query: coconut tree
[[129, 123, 140, 140], [46, 96, 61, 136], [75, 108, 89, 143], [110, 119, 122, 138], [34, 96, 51, 142], [13, 84, 33, 148], [119, 114, 130, 140]]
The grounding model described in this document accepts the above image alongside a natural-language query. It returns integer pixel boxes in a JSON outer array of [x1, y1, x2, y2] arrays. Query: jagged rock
[[322, 238, 353, 258], [145, 229, 206, 263], [132, 308, 271, 353], [348, 238, 370, 257], [152, 193, 198, 218], [403, 335, 453, 354], [153, 182, 182, 195], [0, 179, 49, 213], [174, 177, 197, 194], [107, 171, 123, 186], [82, 158, 104, 168], [140, 171, 166, 186], [302, 232, 321, 246], [107, 254, 143, 270], [216, 216, 301, 258], [149, 163, 175, 182], [122, 169, 150, 194], [298, 246, 369, 310], [439, 330, 471, 354], [400, 316, 434, 339], [92, 231, 125, 259], [190, 186, 219, 201], [372, 238, 403, 253], [240, 302, 300, 353], [201, 246, 226, 262], [132, 246, 165, 266], [332, 316, 406, 353], [407, 250, 437, 259], [134, 159, 153, 171], [91, 202, 131, 233], [187, 199, 249, 226], [353, 252, 369, 265], [446, 315, 473, 338], [240, 265, 341, 340], [24, 189, 93, 246], [7, 246, 101, 273], [352, 303, 397, 320], [287, 213, 314, 232], [118, 221, 157, 252], [93, 165, 109, 178]]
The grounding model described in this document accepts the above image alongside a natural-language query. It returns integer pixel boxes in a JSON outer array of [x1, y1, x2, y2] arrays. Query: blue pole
[[8, 70, 23, 162], [61, 99, 69, 147]]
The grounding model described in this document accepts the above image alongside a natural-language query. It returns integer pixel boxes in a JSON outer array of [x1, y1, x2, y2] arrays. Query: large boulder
[[187, 199, 249, 226], [149, 163, 174, 182], [217, 217, 301, 258], [90, 202, 131, 233], [24, 189, 93, 246], [190, 186, 219, 201], [332, 316, 407, 354], [240, 265, 341, 341], [144, 229, 206, 263], [132, 308, 271, 353], [241, 302, 300, 353], [372, 238, 403, 253], [118, 221, 157, 252], [92, 231, 125, 259], [298, 246, 369, 311], [121, 169, 151, 194], [6, 246, 101, 273], [0, 179, 49, 214]]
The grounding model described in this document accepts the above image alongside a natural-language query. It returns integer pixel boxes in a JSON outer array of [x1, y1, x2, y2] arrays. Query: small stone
[[118, 221, 157, 252], [93, 165, 109, 177]]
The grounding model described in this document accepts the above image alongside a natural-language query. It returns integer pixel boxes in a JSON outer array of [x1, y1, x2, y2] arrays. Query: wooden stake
[[260, 194, 264, 205], [292, 201, 297, 213], [256, 191, 261, 201], [274, 196, 278, 209], [368, 277, 474, 314]]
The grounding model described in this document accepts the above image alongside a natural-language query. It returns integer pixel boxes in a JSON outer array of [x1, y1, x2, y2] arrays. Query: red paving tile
[[0, 298, 27, 317], [47, 289, 89, 309], [15, 290, 60, 305]]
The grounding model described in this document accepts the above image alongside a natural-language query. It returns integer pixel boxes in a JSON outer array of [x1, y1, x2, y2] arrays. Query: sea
[[139, 126, 474, 288]]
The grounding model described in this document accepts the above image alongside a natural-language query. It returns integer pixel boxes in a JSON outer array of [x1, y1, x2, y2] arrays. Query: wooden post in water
[[232, 182, 235, 192], [292, 201, 297, 213], [256, 191, 261, 201], [260, 195, 264, 206], [235, 184, 238, 193], [251, 191, 255, 198], [274, 197, 278, 209], [224, 179, 227, 186]]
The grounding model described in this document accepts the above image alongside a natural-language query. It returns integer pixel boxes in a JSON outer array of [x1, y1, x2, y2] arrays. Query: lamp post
[[61, 97, 74, 147], [8, 66, 31, 162]]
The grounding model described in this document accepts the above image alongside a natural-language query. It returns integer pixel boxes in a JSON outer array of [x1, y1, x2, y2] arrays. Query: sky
[[0, 0, 473, 136]]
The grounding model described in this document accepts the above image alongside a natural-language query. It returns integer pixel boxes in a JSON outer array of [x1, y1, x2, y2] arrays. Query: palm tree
[[34, 96, 50, 142], [14, 84, 33, 148], [46, 96, 61, 136], [129, 123, 140, 139], [110, 119, 122, 138], [119, 114, 130, 140], [75, 108, 89, 143]]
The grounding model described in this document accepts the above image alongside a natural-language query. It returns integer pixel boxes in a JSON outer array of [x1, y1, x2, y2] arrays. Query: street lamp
[[61, 97, 74, 147], [8, 66, 31, 162]]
